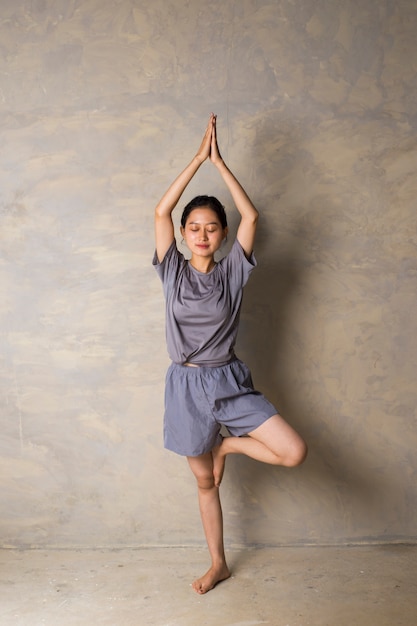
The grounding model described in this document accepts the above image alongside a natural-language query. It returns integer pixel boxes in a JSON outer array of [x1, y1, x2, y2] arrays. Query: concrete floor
[[0, 545, 416, 626]]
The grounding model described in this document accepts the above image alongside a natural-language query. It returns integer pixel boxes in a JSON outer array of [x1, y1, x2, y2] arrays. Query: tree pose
[[153, 114, 307, 594]]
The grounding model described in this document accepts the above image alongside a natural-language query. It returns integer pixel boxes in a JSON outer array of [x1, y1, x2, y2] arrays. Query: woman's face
[[181, 208, 228, 258]]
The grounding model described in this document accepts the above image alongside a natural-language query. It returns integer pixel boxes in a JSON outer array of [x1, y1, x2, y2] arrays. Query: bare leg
[[185, 415, 306, 593], [187, 453, 231, 594], [217, 413, 307, 469], [212, 439, 226, 487]]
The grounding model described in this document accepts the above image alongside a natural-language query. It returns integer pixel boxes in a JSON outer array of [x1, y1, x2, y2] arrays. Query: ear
[[223, 227, 229, 239], [180, 226, 185, 238]]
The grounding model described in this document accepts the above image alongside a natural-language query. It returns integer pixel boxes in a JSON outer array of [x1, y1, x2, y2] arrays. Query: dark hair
[[181, 195, 228, 229]]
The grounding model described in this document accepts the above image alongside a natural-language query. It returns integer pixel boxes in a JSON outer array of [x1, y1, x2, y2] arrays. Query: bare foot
[[212, 438, 226, 487], [191, 563, 231, 594]]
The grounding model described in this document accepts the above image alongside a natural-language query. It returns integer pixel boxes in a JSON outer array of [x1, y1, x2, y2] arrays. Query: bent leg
[[187, 453, 231, 594], [220, 414, 307, 467], [249, 414, 308, 465]]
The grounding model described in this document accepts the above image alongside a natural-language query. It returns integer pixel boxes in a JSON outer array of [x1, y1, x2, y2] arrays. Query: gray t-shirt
[[153, 239, 256, 366]]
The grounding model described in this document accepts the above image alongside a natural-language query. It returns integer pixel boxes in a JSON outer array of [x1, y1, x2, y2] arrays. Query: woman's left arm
[[211, 117, 259, 257]]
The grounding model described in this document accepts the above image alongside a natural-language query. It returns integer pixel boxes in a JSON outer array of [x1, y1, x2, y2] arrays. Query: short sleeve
[[220, 239, 257, 291], [152, 240, 184, 296]]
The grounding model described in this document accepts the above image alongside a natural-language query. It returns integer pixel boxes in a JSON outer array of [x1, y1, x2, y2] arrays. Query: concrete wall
[[1, 0, 416, 548]]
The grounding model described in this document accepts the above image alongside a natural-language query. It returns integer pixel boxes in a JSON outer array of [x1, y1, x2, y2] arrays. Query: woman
[[153, 114, 307, 594]]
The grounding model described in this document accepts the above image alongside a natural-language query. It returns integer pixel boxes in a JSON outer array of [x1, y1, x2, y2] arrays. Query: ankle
[[210, 556, 228, 570]]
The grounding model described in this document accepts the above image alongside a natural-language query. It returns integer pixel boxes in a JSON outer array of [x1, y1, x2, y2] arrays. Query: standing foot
[[191, 562, 231, 594]]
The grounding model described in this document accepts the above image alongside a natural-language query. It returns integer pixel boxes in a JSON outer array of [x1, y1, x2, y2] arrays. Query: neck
[[189, 256, 216, 273]]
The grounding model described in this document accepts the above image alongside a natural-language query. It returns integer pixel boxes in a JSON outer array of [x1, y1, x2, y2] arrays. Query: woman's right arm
[[154, 115, 215, 262]]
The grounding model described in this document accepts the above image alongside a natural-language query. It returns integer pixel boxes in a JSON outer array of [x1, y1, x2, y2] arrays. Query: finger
[[213, 116, 218, 138], [211, 123, 218, 150], [207, 117, 214, 137]]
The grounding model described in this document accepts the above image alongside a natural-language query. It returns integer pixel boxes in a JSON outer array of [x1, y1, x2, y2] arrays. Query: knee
[[194, 473, 216, 491], [284, 439, 308, 468]]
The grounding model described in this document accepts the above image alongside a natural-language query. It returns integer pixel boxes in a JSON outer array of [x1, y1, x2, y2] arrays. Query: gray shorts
[[164, 359, 278, 457]]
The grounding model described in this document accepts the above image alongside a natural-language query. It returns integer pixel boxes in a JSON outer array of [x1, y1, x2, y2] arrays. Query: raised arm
[[210, 116, 259, 257], [154, 115, 215, 262]]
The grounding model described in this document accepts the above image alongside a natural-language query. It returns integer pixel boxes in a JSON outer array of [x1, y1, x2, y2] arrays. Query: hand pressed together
[[195, 113, 223, 167]]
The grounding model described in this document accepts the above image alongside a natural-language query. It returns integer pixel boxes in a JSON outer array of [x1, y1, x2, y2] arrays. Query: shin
[[186, 453, 231, 594]]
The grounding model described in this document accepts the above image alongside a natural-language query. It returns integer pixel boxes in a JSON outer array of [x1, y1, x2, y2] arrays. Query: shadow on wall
[[224, 121, 398, 545]]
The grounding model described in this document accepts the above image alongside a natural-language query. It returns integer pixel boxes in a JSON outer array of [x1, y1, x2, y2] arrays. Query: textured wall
[[1, 0, 416, 548]]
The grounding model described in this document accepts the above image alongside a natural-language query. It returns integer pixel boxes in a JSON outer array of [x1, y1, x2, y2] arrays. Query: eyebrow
[[188, 221, 219, 225]]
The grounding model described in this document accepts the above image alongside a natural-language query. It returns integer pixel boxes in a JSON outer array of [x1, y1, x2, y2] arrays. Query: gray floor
[[0, 545, 416, 625]]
